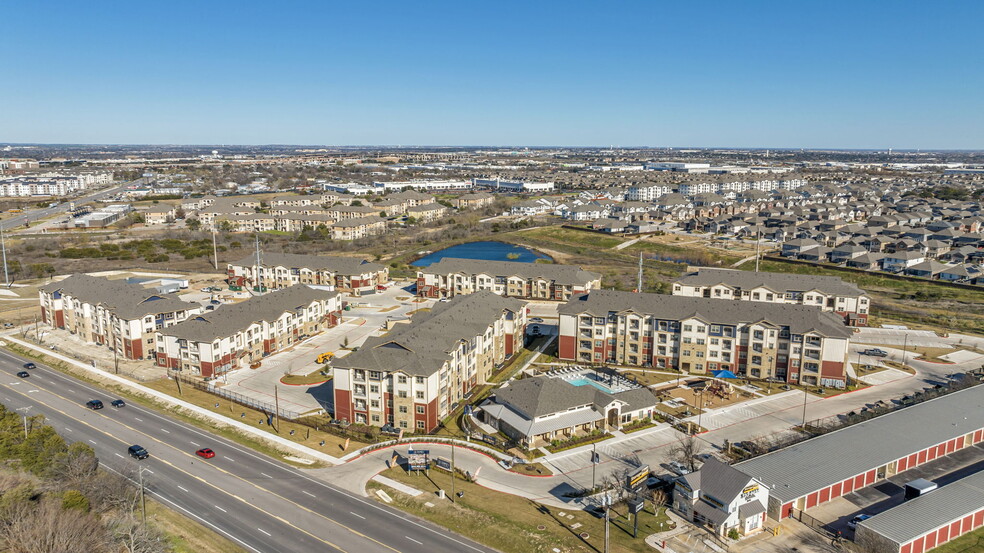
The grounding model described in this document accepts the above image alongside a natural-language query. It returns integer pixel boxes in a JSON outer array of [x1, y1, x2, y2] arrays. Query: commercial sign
[[628, 498, 645, 514], [434, 456, 452, 471], [407, 449, 430, 471], [627, 465, 650, 490]]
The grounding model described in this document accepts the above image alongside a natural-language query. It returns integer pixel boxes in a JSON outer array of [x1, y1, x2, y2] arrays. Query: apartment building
[[417, 258, 602, 301], [626, 183, 673, 202], [155, 285, 341, 377], [227, 252, 388, 293], [39, 274, 201, 360], [452, 192, 495, 209], [332, 292, 526, 432], [330, 216, 386, 240], [672, 268, 870, 326], [558, 290, 852, 387], [406, 203, 448, 222]]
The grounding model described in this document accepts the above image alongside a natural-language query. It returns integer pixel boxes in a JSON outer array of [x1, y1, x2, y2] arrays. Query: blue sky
[[3, 1, 982, 148]]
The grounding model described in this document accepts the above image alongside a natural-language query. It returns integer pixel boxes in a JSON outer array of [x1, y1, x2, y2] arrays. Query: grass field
[[370, 466, 672, 553], [932, 526, 984, 553]]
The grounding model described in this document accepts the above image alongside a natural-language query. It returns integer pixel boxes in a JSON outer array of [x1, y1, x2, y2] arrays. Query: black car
[[127, 445, 149, 460], [85, 400, 104, 410], [111, 399, 126, 408], [16, 371, 29, 378], [23, 362, 36, 370]]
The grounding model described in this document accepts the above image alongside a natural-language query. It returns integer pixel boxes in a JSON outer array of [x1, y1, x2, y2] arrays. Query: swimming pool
[[568, 377, 616, 394]]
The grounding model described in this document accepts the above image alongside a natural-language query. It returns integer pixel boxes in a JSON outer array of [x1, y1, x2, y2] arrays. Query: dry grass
[[147, 499, 247, 553]]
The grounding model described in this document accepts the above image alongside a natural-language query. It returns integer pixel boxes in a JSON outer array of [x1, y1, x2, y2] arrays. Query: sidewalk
[[2, 335, 342, 465]]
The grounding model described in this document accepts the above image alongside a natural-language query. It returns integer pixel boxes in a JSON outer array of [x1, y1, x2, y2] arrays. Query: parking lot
[[806, 443, 984, 538]]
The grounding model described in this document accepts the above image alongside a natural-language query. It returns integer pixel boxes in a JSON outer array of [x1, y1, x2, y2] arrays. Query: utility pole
[[212, 228, 219, 270], [636, 252, 643, 293], [0, 223, 9, 286], [253, 235, 263, 294], [901, 333, 909, 366], [274, 385, 280, 432], [114, 346, 119, 375], [801, 389, 809, 427], [139, 468, 147, 526], [450, 440, 456, 503], [592, 442, 598, 492], [755, 229, 761, 272], [604, 493, 611, 553]]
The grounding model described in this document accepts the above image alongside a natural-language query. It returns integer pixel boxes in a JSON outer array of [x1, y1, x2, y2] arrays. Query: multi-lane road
[[0, 348, 496, 553], [0, 180, 139, 230]]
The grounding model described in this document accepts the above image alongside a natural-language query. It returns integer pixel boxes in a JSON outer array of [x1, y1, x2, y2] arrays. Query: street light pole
[[801, 388, 809, 427], [901, 333, 909, 366], [450, 440, 456, 503], [139, 467, 147, 526], [696, 390, 704, 433]]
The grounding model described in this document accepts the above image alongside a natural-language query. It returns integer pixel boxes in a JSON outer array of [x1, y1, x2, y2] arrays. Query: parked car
[[111, 399, 126, 408], [668, 461, 692, 475], [209, 299, 221, 305], [127, 445, 149, 460], [85, 400, 104, 410], [23, 362, 36, 370], [16, 371, 29, 378], [529, 317, 544, 323], [848, 514, 872, 529], [862, 348, 888, 357], [195, 448, 216, 459]]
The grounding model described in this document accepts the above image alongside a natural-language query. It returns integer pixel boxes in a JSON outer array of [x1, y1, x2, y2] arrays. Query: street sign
[[628, 498, 645, 514], [627, 464, 650, 491], [407, 449, 430, 471]]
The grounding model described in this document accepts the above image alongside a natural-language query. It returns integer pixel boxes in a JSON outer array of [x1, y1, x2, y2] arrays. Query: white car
[[668, 461, 691, 475]]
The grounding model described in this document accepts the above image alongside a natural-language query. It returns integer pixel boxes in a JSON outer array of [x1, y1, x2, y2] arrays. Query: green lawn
[[370, 466, 672, 553], [932, 526, 984, 553]]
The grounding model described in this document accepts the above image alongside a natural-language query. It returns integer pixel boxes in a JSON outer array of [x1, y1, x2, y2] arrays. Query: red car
[[195, 448, 216, 459]]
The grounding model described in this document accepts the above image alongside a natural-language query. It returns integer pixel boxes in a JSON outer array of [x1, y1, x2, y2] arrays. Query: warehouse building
[[736, 385, 984, 521], [855, 469, 984, 553]]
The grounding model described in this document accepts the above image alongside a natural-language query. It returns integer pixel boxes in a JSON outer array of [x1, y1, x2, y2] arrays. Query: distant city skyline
[[3, 1, 983, 149]]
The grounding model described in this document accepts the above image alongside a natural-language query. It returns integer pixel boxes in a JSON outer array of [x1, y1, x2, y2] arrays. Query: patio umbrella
[[711, 370, 738, 379]]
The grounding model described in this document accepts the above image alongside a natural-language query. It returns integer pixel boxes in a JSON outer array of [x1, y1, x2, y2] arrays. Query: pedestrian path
[[372, 474, 423, 497]]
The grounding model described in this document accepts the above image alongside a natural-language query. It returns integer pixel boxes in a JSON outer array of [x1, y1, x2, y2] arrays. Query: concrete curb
[[4, 336, 341, 466]]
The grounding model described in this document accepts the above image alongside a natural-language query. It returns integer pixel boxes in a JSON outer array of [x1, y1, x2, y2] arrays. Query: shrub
[[62, 489, 90, 512]]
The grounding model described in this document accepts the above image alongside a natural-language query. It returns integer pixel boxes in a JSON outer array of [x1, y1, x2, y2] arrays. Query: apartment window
[[372, 414, 380, 423], [398, 375, 407, 384], [399, 421, 408, 428], [683, 337, 692, 344], [710, 325, 720, 334], [417, 421, 426, 430], [416, 376, 425, 384], [398, 391, 408, 398], [370, 400, 379, 408], [416, 391, 425, 400], [369, 371, 382, 380], [683, 325, 693, 332], [416, 405, 425, 414], [370, 385, 379, 394], [399, 406, 408, 414], [595, 340, 603, 348]]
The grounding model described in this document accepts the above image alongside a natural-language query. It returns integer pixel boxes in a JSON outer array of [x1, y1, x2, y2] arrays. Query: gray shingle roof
[[675, 268, 864, 297], [859, 469, 984, 545], [558, 290, 853, 338], [40, 274, 195, 320], [229, 252, 384, 277], [694, 458, 757, 505], [161, 285, 337, 342], [333, 291, 525, 377], [420, 258, 601, 287], [737, 385, 984, 504]]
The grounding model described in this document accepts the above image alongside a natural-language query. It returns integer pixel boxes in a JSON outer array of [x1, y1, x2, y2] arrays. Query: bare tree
[[110, 514, 170, 553], [0, 499, 109, 553], [669, 435, 704, 472]]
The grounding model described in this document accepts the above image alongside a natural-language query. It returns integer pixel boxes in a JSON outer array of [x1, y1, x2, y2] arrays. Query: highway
[[0, 348, 497, 553], [0, 179, 140, 230]]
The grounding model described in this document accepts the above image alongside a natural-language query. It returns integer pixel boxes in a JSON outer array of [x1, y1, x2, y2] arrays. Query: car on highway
[[111, 399, 126, 408], [16, 371, 29, 378], [196, 448, 216, 459], [23, 362, 36, 370], [127, 445, 149, 460], [85, 400, 104, 410], [848, 514, 872, 529], [862, 348, 888, 357]]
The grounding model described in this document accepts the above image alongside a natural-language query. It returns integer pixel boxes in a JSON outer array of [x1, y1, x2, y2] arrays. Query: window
[[683, 325, 693, 332], [416, 376, 425, 384], [416, 405, 425, 414], [417, 421, 426, 429], [398, 375, 407, 384], [372, 414, 380, 422], [416, 391, 425, 399], [399, 421, 408, 428], [370, 385, 379, 393], [398, 391, 408, 398], [399, 406, 408, 414]]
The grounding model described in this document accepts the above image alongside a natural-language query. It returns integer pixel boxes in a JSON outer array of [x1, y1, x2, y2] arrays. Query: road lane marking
[[177, 485, 189, 492], [260, 472, 272, 478], [257, 528, 271, 537], [215, 505, 227, 513], [302, 491, 315, 497], [115, 453, 124, 459], [64, 427, 72, 432], [160, 428, 170, 434], [144, 469, 154, 474], [350, 512, 365, 520], [406, 536, 423, 545], [190, 441, 201, 447], [134, 417, 143, 422], [88, 440, 96, 444]]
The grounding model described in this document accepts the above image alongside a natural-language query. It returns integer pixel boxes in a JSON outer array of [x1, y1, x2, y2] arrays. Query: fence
[[168, 373, 302, 420], [790, 509, 835, 539]]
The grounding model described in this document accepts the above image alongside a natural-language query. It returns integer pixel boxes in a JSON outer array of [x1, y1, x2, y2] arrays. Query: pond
[[411, 241, 551, 267]]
